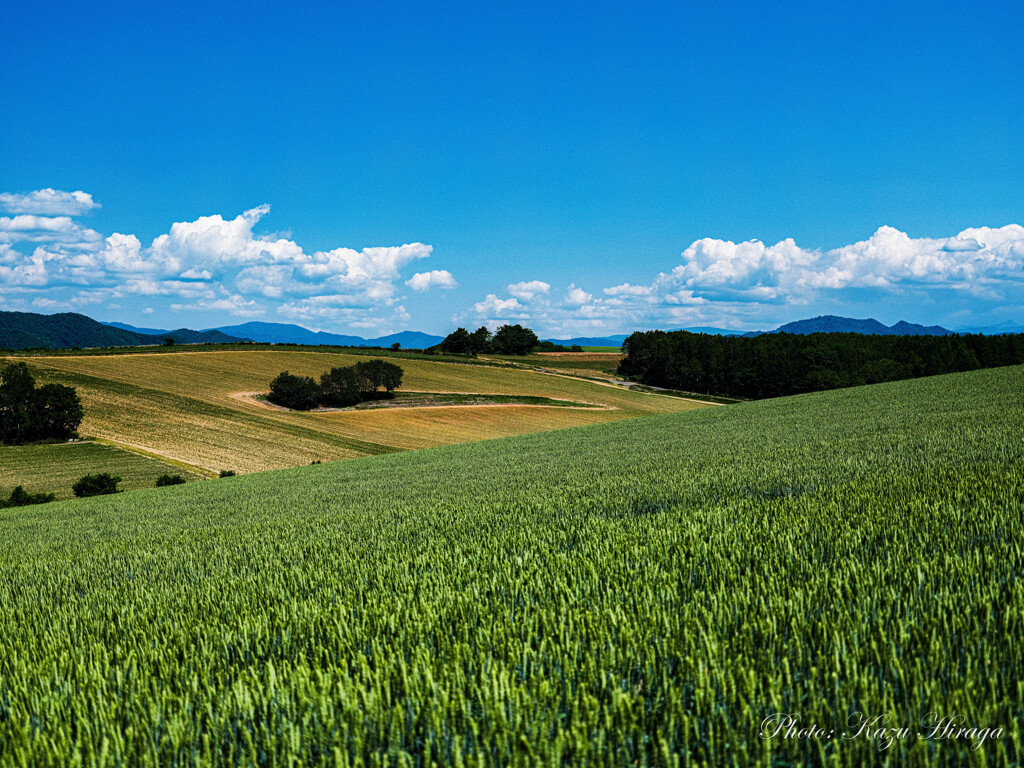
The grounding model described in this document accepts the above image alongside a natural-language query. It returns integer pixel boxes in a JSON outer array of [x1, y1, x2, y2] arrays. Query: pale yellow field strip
[[311, 405, 639, 451], [90, 437, 221, 478]]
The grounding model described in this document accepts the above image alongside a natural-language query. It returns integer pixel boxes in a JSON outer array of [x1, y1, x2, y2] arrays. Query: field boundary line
[[230, 391, 615, 413], [515, 367, 726, 406], [89, 437, 220, 478]]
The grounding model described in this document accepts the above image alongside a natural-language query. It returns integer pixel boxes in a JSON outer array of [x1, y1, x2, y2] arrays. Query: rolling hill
[[1, 364, 1019, 765], [0, 311, 245, 350], [6, 347, 706, 475]]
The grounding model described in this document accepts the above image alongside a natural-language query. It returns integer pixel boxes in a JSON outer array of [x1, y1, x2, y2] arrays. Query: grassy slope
[[6, 350, 701, 473], [491, 351, 624, 377], [0, 441, 205, 499], [1, 366, 1021, 766]]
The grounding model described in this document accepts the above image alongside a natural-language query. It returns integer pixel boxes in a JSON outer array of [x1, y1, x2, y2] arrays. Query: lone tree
[[0, 362, 35, 443], [353, 359, 404, 395], [267, 371, 321, 410], [33, 383, 84, 440], [320, 366, 363, 407], [469, 326, 492, 354], [379, 361, 403, 392], [491, 324, 539, 355], [0, 362, 83, 444], [438, 327, 472, 354], [354, 360, 386, 392]]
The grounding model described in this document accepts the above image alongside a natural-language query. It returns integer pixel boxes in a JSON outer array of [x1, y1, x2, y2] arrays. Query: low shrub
[[72, 473, 121, 498], [0, 485, 57, 508], [155, 474, 186, 487]]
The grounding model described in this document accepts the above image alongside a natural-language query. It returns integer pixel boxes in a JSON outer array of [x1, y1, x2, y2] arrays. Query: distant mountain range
[[0, 311, 245, 351], [953, 320, 1024, 335], [550, 317, 1021, 343], [543, 328, 746, 347], [111, 320, 446, 350], [675, 326, 749, 336], [544, 335, 630, 347], [1, 311, 1019, 353], [745, 315, 955, 337]]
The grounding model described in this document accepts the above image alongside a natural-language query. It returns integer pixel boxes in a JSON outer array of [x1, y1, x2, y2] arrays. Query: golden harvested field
[[486, 351, 625, 378], [8, 350, 708, 474]]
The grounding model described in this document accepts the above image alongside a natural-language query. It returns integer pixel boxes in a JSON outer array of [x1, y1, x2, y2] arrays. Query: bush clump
[[155, 474, 186, 487], [0, 485, 57, 508], [72, 473, 121, 498]]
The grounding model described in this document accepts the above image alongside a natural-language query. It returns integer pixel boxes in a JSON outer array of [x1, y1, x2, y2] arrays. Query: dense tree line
[[536, 340, 583, 353], [618, 330, 1024, 399], [268, 360, 404, 410], [433, 324, 543, 356], [0, 362, 83, 444]]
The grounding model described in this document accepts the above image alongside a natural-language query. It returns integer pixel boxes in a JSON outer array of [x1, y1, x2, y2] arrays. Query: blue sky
[[2, 0, 1022, 336]]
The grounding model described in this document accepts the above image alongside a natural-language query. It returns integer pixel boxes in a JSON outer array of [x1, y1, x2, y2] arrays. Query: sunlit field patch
[[4, 349, 704, 473]]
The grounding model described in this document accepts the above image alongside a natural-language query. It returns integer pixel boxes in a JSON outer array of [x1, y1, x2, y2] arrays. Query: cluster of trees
[[268, 360, 404, 410], [434, 324, 544, 356], [537, 340, 584, 353], [0, 362, 83, 444], [618, 330, 1024, 399]]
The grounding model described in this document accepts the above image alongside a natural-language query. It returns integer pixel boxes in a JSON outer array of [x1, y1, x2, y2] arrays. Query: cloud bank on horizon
[[1, 189, 1021, 335], [462, 225, 1024, 334]]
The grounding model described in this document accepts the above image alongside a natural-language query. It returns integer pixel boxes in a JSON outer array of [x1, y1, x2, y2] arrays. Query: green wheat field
[[1, 365, 1021, 766]]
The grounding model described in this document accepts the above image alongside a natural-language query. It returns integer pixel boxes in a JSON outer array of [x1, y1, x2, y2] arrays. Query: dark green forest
[[618, 330, 1024, 398]]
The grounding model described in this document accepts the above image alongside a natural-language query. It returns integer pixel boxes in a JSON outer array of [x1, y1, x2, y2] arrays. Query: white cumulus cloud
[[0, 189, 100, 216], [405, 270, 459, 292], [472, 294, 523, 317], [0, 190, 450, 333], [458, 224, 1024, 336], [0, 215, 104, 249], [507, 280, 550, 300], [564, 284, 593, 305], [170, 294, 264, 317]]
